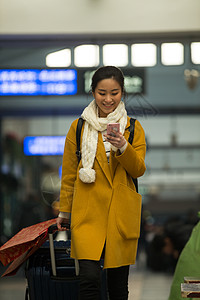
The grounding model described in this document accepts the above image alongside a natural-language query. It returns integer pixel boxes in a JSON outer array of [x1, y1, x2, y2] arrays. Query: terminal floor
[[0, 265, 173, 300]]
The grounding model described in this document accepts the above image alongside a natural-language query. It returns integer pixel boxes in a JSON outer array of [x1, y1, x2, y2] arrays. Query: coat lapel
[[96, 132, 112, 186], [95, 117, 131, 185], [109, 117, 131, 180], [109, 151, 118, 180]]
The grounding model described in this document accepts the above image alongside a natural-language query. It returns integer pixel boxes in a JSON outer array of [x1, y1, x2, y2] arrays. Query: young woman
[[57, 66, 146, 299]]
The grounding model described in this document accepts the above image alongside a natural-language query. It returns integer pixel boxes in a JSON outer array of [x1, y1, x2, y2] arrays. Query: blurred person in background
[[146, 216, 195, 273], [14, 192, 45, 234]]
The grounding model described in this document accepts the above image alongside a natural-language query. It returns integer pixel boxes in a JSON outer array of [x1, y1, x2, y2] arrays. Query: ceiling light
[[103, 44, 128, 66], [131, 43, 157, 67], [46, 49, 71, 67], [161, 43, 184, 65], [191, 42, 200, 64], [74, 45, 99, 67]]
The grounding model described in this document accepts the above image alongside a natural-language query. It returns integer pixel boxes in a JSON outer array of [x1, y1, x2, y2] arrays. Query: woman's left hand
[[104, 131, 126, 149]]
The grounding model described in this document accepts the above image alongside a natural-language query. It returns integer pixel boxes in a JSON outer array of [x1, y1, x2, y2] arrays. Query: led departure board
[[0, 69, 77, 96]]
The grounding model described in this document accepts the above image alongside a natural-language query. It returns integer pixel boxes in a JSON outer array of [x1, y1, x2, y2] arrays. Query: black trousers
[[78, 259, 130, 300]]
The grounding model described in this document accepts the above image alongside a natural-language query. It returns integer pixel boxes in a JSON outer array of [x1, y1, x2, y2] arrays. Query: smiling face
[[93, 78, 123, 117]]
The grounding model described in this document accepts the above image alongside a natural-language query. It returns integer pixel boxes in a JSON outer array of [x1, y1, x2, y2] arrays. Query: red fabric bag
[[0, 218, 57, 276]]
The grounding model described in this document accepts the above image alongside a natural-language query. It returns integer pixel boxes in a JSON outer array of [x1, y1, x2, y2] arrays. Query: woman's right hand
[[56, 216, 69, 231]]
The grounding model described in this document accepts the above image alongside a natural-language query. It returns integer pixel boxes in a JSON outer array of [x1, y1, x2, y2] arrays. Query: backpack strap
[[128, 118, 138, 193], [128, 117, 136, 145], [76, 117, 84, 163]]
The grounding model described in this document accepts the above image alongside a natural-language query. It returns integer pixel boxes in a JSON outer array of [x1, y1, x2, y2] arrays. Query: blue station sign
[[0, 69, 77, 96], [24, 136, 66, 156]]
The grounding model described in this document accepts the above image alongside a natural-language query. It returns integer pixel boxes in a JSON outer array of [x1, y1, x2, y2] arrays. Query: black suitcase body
[[25, 224, 107, 300]]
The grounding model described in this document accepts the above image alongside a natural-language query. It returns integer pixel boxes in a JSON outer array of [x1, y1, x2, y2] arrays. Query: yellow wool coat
[[59, 116, 146, 269]]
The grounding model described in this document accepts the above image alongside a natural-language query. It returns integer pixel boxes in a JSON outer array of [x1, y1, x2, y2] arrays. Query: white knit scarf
[[79, 99, 127, 183]]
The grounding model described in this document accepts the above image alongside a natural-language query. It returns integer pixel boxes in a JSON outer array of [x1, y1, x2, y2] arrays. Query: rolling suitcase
[[25, 224, 107, 300]]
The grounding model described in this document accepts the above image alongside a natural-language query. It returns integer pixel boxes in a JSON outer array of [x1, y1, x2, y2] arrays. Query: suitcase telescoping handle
[[48, 223, 70, 277], [48, 223, 70, 234]]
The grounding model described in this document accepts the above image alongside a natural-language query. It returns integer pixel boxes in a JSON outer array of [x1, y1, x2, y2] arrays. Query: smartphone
[[107, 123, 120, 136]]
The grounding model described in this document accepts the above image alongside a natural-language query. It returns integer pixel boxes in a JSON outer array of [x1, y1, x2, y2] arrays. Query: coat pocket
[[115, 183, 142, 240]]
